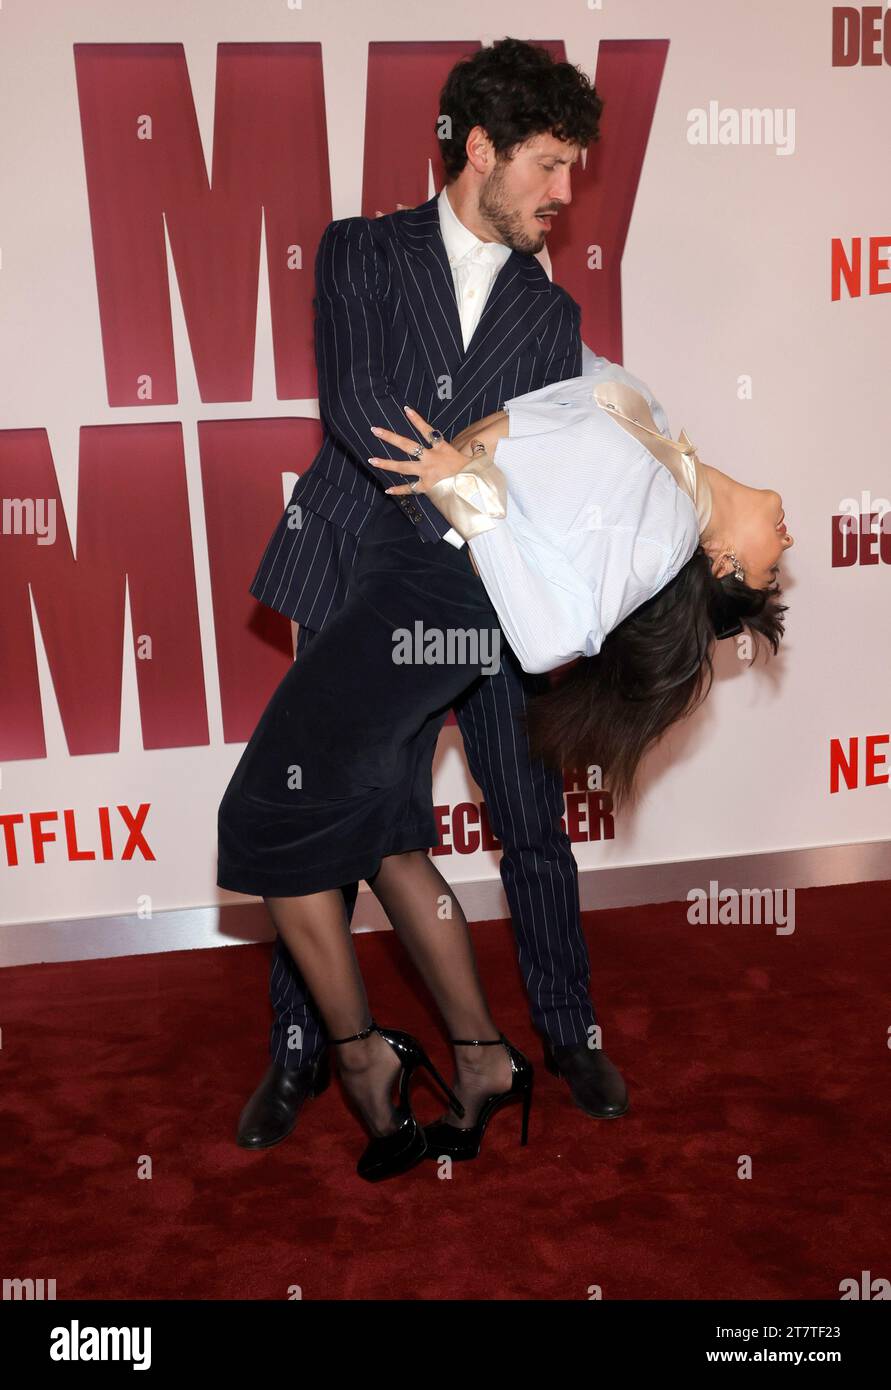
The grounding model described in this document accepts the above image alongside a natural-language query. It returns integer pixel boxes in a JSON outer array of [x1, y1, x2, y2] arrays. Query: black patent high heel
[[331, 1019, 466, 1183], [422, 1033, 533, 1162]]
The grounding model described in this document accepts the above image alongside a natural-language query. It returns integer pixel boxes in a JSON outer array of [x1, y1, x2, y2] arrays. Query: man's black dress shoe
[[236, 1054, 331, 1149], [542, 1038, 629, 1119]]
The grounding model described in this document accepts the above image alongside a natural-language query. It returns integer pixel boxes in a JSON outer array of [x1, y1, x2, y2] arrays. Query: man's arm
[[313, 217, 449, 539], [538, 294, 583, 387]]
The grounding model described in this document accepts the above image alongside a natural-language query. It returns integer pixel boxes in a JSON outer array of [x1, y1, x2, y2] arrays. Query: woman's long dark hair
[[522, 548, 788, 811]]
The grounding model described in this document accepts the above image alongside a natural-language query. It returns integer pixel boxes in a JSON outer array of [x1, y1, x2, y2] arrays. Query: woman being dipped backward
[[217, 356, 792, 1183], [372, 356, 792, 811]]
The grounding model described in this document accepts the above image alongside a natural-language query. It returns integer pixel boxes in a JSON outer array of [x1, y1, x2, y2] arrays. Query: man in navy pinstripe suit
[[237, 37, 628, 1147]]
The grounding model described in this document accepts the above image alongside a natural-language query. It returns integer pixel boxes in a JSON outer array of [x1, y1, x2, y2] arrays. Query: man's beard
[[478, 162, 547, 255]]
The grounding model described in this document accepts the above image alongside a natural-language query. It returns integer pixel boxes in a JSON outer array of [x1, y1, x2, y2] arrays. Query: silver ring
[[409, 444, 424, 461], [409, 480, 420, 493], [427, 429, 444, 446]]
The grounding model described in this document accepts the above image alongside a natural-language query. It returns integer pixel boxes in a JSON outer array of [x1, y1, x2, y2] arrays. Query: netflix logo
[[831, 237, 891, 300], [0, 804, 154, 867], [830, 736, 889, 791]]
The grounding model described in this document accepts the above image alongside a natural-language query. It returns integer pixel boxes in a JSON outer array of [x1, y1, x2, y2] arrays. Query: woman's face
[[718, 486, 794, 589]]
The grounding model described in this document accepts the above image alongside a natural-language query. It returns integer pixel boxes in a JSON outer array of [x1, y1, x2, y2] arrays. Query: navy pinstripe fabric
[[250, 196, 581, 629], [254, 195, 597, 1064]]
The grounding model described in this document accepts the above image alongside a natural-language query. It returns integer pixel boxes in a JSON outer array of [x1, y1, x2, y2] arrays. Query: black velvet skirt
[[216, 501, 502, 897]]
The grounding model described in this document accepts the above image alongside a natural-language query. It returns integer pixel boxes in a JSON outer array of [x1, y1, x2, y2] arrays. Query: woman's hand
[[369, 407, 471, 496]]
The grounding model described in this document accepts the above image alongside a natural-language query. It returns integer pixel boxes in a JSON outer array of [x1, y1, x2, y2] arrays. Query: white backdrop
[[1, 0, 889, 956]]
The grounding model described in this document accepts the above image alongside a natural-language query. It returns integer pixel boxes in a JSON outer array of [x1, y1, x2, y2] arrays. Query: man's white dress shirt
[[435, 185, 513, 548]]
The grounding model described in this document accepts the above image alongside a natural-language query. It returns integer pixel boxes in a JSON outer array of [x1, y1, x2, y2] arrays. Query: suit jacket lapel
[[450, 254, 550, 407], [394, 198, 552, 430], [394, 198, 466, 388]]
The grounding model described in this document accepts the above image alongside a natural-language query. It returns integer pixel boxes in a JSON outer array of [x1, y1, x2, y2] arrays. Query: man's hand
[[369, 406, 469, 496]]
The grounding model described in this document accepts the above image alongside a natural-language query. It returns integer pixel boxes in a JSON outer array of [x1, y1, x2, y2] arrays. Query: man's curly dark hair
[[437, 36, 603, 178]]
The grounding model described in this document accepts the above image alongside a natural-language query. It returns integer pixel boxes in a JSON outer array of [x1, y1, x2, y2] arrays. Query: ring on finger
[[409, 479, 421, 493], [425, 429, 444, 446], [409, 443, 424, 461]]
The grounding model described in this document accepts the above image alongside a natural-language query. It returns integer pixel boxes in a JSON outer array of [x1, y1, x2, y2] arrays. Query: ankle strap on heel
[[330, 1019, 377, 1045], [450, 1033, 505, 1046]]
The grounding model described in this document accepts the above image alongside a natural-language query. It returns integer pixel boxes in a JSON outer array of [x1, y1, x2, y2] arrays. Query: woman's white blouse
[[466, 360, 701, 674]]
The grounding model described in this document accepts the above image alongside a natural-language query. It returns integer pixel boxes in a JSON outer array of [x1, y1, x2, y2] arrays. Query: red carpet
[[3, 881, 889, 1300]]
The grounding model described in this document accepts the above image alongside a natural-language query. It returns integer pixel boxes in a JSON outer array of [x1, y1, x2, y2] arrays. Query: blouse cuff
[[426, 449, 508, 540]]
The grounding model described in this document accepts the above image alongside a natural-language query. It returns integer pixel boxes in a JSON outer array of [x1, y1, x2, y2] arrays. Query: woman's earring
[[726, 550, 745, 581]]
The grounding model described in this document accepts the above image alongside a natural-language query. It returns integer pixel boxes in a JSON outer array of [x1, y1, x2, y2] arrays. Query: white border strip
[[2, 838, 889, 967]]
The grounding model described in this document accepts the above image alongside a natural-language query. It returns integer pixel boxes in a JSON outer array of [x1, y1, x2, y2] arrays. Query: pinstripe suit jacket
[[249, 194, 583, 631]]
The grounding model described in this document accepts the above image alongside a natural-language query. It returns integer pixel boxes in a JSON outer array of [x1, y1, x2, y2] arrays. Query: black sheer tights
[[264, 851, 512, 1140], [367, 851, 513, 1127]]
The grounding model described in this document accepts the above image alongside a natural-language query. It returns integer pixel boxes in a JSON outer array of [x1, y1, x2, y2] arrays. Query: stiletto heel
[[413, 1045, 465, 1117], [330, 1019, 463, 1182], [422, 1032, 534, 1162], [520, 1073, 533, 1146]]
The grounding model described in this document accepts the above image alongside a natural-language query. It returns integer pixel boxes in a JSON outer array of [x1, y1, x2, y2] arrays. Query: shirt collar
[[438, 185, 513, 269]]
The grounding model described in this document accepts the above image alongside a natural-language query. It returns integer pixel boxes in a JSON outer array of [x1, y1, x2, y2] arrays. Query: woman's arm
[[368, 410, 600, 673], [467, 504, 602, 674], [451, 411, 509, 458]]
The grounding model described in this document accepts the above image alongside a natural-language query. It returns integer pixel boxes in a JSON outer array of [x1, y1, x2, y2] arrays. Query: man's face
[[478, 131, 581, 253]]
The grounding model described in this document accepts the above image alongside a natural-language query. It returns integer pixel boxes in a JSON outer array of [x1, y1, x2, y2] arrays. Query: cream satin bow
[[426, 449, 508, 540], [591, 378, 713, 533], [424, 377, 714, 542]]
